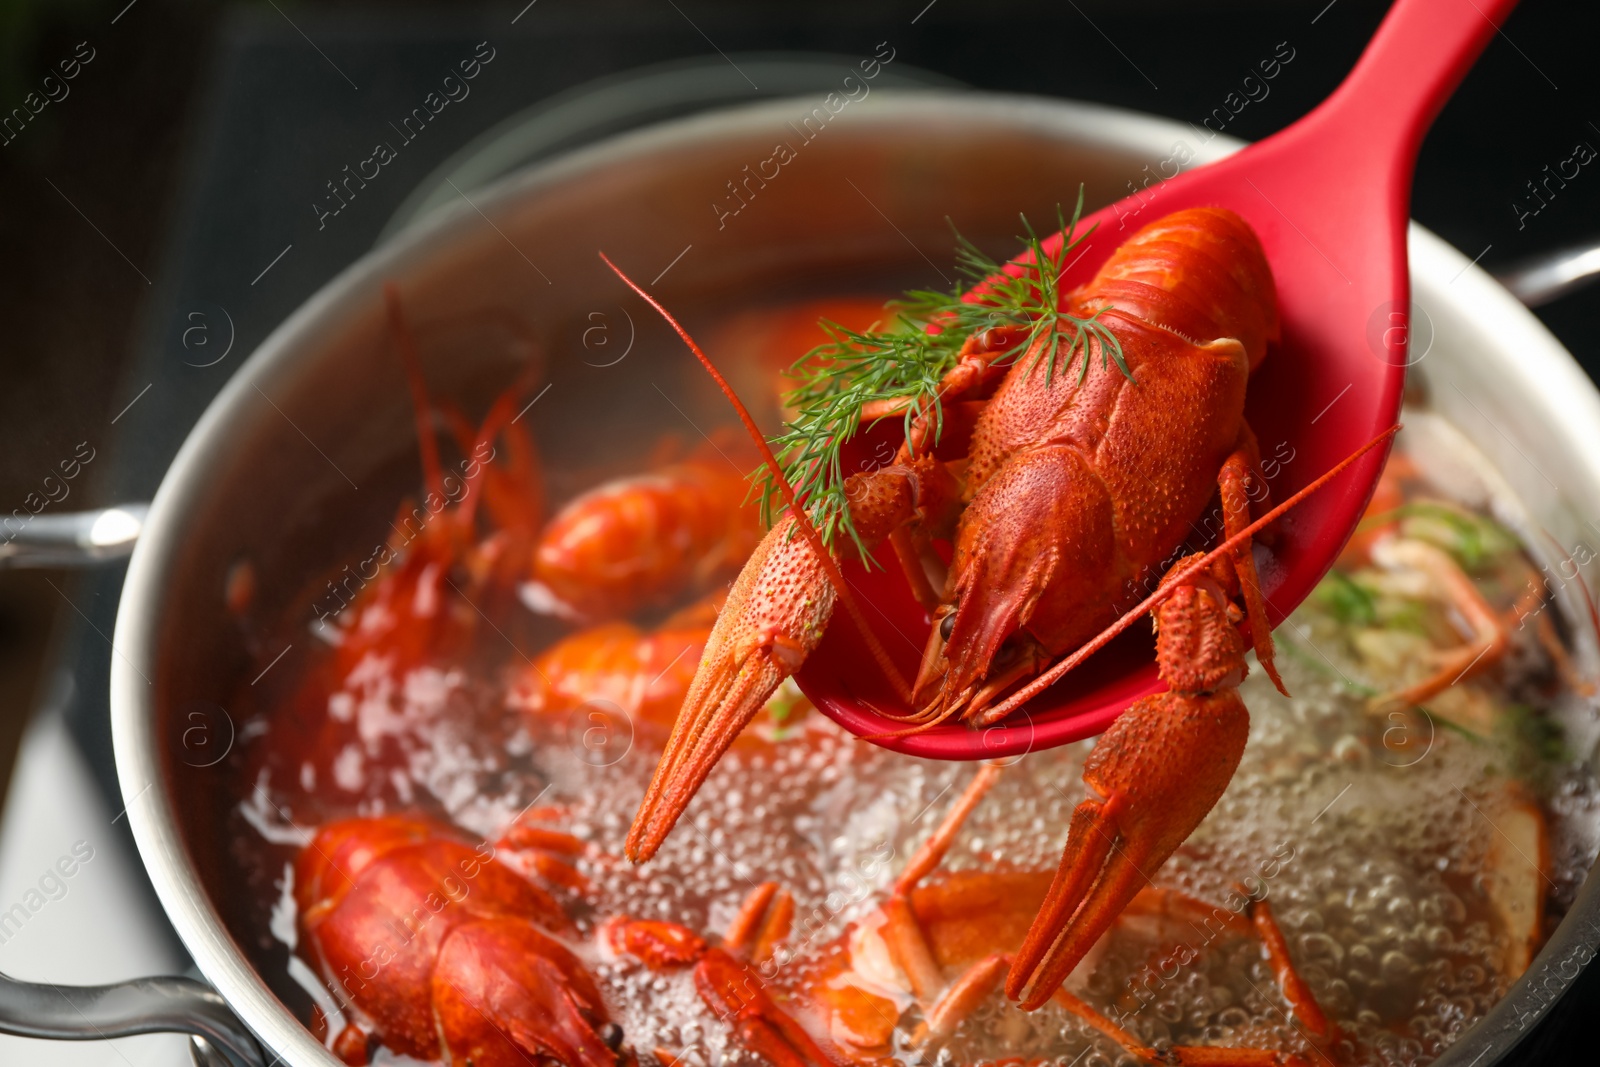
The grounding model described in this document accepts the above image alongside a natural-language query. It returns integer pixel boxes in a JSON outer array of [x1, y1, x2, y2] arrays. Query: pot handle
[[1494, 241, 1600, 307], [0, 504, 147, 568], [0, 969, 265, 1067]]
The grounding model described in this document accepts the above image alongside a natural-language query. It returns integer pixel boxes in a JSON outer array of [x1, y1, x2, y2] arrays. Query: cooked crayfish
[[295, 772, 1335, 1067], [510, 593, 726, 733], [605, 207, 1399, 1016], [296, 812, 830, 1067], [304, 288, 547, 686], [527, 443, 761, 623], [510, 589, 811, 744], [296, 813, 614, 1066]]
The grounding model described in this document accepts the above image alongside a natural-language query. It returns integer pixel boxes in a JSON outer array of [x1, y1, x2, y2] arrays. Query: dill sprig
[[757, 187, 1131, 558]]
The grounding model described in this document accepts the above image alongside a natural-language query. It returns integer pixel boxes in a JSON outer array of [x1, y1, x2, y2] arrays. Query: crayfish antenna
[[599, 251, 910, 704], [385, 283, 447, 503], [457, 365, 546, 537]]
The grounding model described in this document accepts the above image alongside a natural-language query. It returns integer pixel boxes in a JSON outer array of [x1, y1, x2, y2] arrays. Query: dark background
[[0, 0, 1596, 1063]]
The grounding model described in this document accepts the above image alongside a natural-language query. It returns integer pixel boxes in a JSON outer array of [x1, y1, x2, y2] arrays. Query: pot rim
[[109, 88, 1600, 1066]]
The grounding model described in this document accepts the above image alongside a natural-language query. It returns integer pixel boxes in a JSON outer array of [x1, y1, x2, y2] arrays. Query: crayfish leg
[[890, 526, 942, 609], [894, 762, 1004, 897], [878, 763, 1008, 1011], [916, 952, 1010, 1042], [880, 895, 946, 1009], [1247, 896, 1336, 1042], [724, 881, 795, 967], [1047, 988, 1156, 1062], [1219, 428, 1287, 696], [1365, 536, 1509, 714], [1050, 986, 1313, 1067], [1112, 885, 1337, 1048]]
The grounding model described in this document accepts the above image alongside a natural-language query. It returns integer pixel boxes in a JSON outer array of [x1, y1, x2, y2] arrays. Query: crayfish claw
[[626, 645, 793, 862], [603, 916, 707, 969], [1008, 687, 1250, 1009], [626, 514, 835, 863], [1006, 793, 1143, 1009], [695, 948, 840, 1067]]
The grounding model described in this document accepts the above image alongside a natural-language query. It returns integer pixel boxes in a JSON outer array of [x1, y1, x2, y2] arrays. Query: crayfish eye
[[599, 1022, 624, 1050], [939, 612, 957, 641]]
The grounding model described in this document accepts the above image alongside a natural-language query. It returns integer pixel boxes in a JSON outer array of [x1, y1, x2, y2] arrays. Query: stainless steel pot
[[3, 90, 1597, 1067]]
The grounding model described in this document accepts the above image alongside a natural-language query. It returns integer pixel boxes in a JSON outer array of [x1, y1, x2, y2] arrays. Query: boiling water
[[507, 651, 1594, 1067], [231, 423, 1600, 1067]]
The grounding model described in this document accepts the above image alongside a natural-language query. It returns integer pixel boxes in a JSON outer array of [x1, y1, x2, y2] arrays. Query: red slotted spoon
[[797, 0, 1523, 758]]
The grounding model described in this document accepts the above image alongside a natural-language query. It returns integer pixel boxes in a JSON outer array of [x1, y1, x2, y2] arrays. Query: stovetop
[[11, 3, 1599, 1064]]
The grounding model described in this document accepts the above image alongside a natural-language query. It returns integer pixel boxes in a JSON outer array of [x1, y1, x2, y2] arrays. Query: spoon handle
[[1303, 0, 1521, 177]]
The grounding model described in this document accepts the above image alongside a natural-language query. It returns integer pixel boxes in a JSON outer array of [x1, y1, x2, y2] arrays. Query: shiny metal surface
[[0, 970, 262, 1067], [382, 53, 960, 242], [1495, 240, 1600, 307], [107, 92, 1600, 1065], [0, 505, 147, 568]]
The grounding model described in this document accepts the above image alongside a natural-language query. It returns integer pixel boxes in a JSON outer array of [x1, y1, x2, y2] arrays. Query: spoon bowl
[[797, 0, 1522, 757]]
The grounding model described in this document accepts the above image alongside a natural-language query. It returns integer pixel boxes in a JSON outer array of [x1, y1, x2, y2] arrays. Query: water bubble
[[1380, 950, 1417, 982]]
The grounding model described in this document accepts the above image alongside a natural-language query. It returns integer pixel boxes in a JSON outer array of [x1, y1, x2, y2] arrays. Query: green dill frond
[[1315, 569, 1378, 627], [756, 187, 1133, 558]]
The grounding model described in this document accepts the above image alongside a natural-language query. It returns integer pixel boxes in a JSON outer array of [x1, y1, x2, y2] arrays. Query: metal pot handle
[[0, 502, 263, 1062], [1493, 240, 1600, 307], [0, 504, 147, 568], [0, 969, 265, 1067]]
